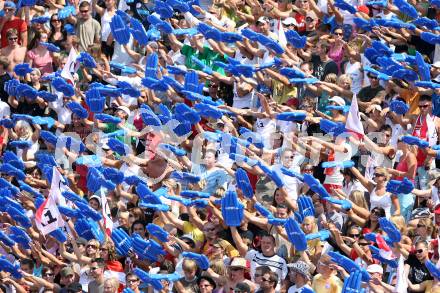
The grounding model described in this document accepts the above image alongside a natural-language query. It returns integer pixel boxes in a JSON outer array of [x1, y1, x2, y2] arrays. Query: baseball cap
[[76, 237, 87, 246], [60, 267, 75, 278], [180, 234, 196, 247], [117, 105, 130, 116], [306, 11, 318, 20], [282, 17, 298, 26], [357, 5, 370, 14], [4, 1, 16, 9], [367, 264, 383, 274], [433, 61, 440, 69], [329, 96, 346, 106], [257, 16, 268, 24]]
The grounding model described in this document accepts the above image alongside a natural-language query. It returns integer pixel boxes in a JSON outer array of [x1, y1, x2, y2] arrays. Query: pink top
[[395, 157, 416, 183], [328, 44, 344, 73], [27, 49, 53, 76]]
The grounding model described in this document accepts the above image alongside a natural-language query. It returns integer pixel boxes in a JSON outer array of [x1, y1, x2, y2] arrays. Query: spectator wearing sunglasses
[[357, 68, 386, 112], [405, 240, 433, 293], [0, 1, 27, 48]]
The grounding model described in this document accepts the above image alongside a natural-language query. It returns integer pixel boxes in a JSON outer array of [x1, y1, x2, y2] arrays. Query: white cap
[[367, 264, 383, 274], [433, 61, 440, 68], [257, 16, 268, 24], [117, 106, 130, 116], [282, 17, 298, 26], [329, 96, 346, 106]]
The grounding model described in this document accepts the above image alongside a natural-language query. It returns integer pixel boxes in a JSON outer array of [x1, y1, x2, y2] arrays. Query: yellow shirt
[[312, 274, 343, 293], [273, 80, 297, 105], [400, 88, 420, 115], [183, 221, 205, 246]]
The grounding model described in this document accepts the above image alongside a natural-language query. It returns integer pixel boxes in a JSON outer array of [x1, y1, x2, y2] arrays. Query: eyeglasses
[[127, 279, 139, 283], [419, 104, 430, 108], [416, 249, 425, 254], [8, 37, 18, 41], [87, 244, 97, 249], [348, 233, 360, 238], [80, 10, 89, 13]]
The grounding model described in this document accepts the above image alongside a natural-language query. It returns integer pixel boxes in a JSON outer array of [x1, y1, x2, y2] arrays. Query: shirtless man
[[0, 29, 26, 70]]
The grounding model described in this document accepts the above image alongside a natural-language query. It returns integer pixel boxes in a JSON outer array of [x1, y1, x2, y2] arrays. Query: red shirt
[[1, 17, 27, 48]]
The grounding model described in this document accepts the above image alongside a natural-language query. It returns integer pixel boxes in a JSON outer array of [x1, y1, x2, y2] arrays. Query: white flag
[[99, 187, 113, 236], [345, 95, 364, 138], [277, 19, 287, 47], [35, 167, 65, 235], [61, 47, 79, 84]]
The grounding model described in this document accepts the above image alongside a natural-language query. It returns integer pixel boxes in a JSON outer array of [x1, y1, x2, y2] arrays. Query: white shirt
[[0, 100, 10, 118], [272, 163, 300, 201], [245, 249, 288, 291]]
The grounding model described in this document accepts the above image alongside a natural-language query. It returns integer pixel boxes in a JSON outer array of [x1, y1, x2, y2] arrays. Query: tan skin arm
[[230, 226, 249, 257], [349, 166, 375, 192]]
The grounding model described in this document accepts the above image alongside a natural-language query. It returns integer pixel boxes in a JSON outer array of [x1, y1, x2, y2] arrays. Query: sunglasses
[[4, 8, 15, 12], [334, 32, 343, 36], [204, 227, 216, 232], [371, 209, 383, 216], [305, 18, 314, 22], [230, 267, 244, 271], [8, 37, 18, 41], [348, 233, 360, 238], [254, 273, 262, 278], [127, 279, 139, 283], [416, 249, 425, 254], [87, 244, 97, 249], [358, 242, 369, 246], [80, 10, 89, 13], [417, 224, 426, 228], [90, 266, 100, 271], [51, 19, 60, 22], [261, 277, 273, 283], [44, 273, 54, 277], [368, 75, 378, 79], [419, 104, 430, 108], [373, 173, 385, 177]]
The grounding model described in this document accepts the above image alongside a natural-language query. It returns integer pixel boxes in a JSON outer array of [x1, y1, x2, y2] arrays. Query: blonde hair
[[324, 73, 337, 83], [301, 216, 318, 234], [104, 277, 119, 291], [418, 218, 434, 236], [374, 167, 390, 181], [337, 74, 352, 87], [15, 120, 33, 140], [349, 190, 368, 210], [210, 259, 227, 279], [390, 215, 407, 235], [182, 259, 197, 271]]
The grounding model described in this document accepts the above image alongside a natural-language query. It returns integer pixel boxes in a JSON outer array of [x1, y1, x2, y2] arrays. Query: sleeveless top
[[370, 187, 392, 218], [412, 114, 438, 167], [395, 156, 416, 183], [101, 10, 113, 41]]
